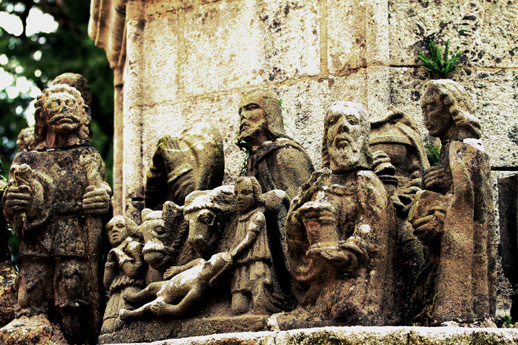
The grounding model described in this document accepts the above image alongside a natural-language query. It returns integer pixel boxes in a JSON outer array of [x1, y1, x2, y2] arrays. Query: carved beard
[[328, 136, 362, 171]]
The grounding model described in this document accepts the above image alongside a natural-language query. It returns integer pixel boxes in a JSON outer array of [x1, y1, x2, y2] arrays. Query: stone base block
[[103, 326, 518, 345]]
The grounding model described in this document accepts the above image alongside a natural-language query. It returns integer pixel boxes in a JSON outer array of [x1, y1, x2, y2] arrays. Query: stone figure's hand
[[164, 266, 183, 280], [82, 185, 110, 214], [4, 184, 32, 215], [411, 205, 446, 245], [423, 165, 451, 194]]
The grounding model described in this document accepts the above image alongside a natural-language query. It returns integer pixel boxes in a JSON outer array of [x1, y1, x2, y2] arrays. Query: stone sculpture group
[[0, 75, 496, 344]]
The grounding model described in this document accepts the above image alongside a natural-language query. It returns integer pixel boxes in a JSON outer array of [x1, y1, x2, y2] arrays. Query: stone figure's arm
[[2, 162, 53, 234], [120, 242, 144, 279], [83, 152, 111, 215], [151, 285, 205, 317], [104, 249, 119, 289], [164, 258, 205, 280], [230, 212, 264, 260]]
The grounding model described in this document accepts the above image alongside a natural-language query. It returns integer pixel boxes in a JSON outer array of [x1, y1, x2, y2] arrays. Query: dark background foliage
[[0, 0, 114, 185]]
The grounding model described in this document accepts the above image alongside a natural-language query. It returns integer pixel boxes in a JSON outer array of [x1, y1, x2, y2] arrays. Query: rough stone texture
[[100, 326, 518, 345], [0, 315, 68, 345], [89, 0, 518, 216]]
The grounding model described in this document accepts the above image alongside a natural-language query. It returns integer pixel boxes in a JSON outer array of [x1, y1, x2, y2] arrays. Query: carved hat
[[51, 73, 92, 108]]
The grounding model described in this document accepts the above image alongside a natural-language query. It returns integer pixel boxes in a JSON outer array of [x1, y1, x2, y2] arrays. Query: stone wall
[[89, 0, 518, 220]]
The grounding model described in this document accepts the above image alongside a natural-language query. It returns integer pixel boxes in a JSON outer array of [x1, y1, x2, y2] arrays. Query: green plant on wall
[[424, 139, 441, 166], [418, 39, 463, 79]]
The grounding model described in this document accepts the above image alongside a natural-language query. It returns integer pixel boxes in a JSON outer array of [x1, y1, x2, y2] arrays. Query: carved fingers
[[4, 184, 32, 215], [423, 165, 452, 193], [411, 206, 446, 245], [82, 185, 110, 214]]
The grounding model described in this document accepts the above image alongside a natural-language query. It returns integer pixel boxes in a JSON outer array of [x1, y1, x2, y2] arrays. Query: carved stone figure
[[50, 73, 93, 109], [16, 127, 34, 152], [102, 216, 145, 334], [409, 79, 495, 324], [237, 89, 314, 200], [369, 108, 428, 318], [1, 84, 111, 343], [286, 102, 397, 325], [145, 123, 224, 210], [119, 252, 231, 319], [227, 177, 281, 315]]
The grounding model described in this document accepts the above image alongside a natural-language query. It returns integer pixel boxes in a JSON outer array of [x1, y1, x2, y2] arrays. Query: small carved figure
[[2, 84, 111, 343], [119, 252, 231, 319], [227, 177, 281, 315], [286, 102, 397, 325], [237, 89, 314, 200], [145, 123, 224, 210], [409, 79, 496, 324], [102, 216, 145, 334], [16, 127, 34, 152]]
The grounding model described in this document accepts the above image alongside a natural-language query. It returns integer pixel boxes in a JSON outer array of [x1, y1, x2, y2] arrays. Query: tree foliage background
[[0, 0, 114, 185]]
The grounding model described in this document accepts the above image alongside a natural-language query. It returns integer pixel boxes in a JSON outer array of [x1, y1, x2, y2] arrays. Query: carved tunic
[[230, 208, 272, 292]]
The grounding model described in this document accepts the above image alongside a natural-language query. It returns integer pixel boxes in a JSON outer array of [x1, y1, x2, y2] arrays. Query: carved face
[[106, 216, 129, 247], [44, 92, 82, 134], [238, 96, 268, 146], [185, 209, 217, 258], [235, 179, 255, 214], [141, 213, 170, 269], [325, 104, 364, 171], [421, 88, 453, 138]]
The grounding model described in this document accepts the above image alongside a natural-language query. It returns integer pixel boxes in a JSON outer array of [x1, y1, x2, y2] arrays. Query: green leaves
[[418, 39, 463, 79]]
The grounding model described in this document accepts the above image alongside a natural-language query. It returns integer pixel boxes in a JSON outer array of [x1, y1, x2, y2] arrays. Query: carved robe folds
[[286, 168, 398, 325]]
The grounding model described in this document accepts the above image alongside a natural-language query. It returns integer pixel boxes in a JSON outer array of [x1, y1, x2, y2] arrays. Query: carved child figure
[[2, 84, 111, 343], [409, 79, 495, 324], [102, 216, 145, 334], [228, 176, 280, 315], [119, 252, 231, 319]]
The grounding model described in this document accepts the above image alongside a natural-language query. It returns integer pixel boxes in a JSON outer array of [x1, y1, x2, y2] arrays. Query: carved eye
[[154, 226, 165, 235], [116, 222, 125, 229], [51, 100, 61, 108], [347, 116, 358, 125], [326, 115, 339, 126], [65, 99, 75, 107], [200, 214, 214, 225]]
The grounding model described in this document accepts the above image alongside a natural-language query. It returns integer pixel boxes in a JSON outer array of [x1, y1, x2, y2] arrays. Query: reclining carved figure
[[119, 252, 231, 319]]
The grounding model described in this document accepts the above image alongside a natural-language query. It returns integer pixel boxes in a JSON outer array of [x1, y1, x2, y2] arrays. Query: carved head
[[140, 202, 184, 270], [16, 127, 34, 151], [33, 84, 90, 149], [106, 215, 140, 248], [237, 89, 290, 148], [322, 101, 373, 171], [184, 186, 236, 259], [421, 80, 481, 141], [50, 73, 92, 109], [234, 176, 264, 214]]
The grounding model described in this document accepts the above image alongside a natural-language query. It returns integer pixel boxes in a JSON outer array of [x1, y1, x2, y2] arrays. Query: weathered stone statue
[[145, 123, 224, 210], [409, 79, 496, 324], [369, 108, 428, 319], [1, 84, 111, 343], [16, 127, 34, 152], [228, 177, 282, 315], [51, 73, 93, 109], [102, 215, 145, 334], [237, 89, 314, 200], [120, 252, 231, 319], [285, 101, 397, 325]]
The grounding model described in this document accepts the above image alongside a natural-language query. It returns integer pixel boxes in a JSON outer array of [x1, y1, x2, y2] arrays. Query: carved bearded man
[[286, 102, 398, 325], [2, 85, 111, 343], [237, 89, 314, 201]]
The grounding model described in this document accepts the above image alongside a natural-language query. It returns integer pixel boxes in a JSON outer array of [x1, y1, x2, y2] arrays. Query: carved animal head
[[140, 201, 184, 271], [183, 186, 236, 259]]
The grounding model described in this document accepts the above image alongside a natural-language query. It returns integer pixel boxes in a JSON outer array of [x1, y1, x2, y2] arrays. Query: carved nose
[[189, 236, 206, 249]]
